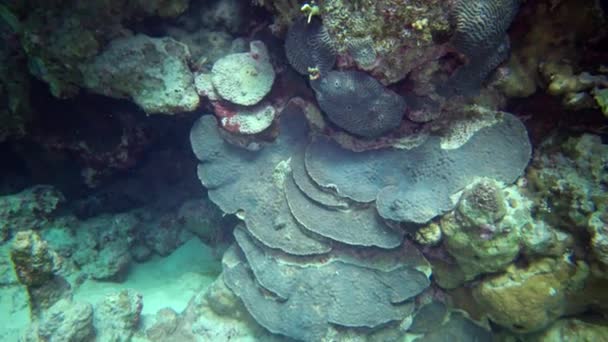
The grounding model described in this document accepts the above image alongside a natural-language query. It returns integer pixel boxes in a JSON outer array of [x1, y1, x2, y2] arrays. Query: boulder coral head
[[442, 0, 520, 96], [310, 70, 407, 138], [451, 0, 520, 58], [211, 41, 275, 106]]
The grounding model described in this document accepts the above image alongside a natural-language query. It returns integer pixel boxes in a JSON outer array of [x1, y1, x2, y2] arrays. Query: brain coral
[[451, 0, 520, 58], [439, 36, 511, 97], [305, 112, 531, 224], [444, 0, 520, 95], [285, 18, 336, 77], [311, 70, 407, 138]]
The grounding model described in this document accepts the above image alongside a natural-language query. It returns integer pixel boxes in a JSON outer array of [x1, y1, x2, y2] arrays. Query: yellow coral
[[300, 1, 320, 24], [412, 18, 428, 30]]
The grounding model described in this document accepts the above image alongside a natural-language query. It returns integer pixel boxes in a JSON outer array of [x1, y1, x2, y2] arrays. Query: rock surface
[[83, 34, 199, 114]]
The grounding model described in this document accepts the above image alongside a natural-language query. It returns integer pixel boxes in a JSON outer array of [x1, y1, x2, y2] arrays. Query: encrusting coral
[[319, 0, 451, 85], [190, 88, 535, 339], [527, 134, 608, 269], [305, 112, 531, 224]]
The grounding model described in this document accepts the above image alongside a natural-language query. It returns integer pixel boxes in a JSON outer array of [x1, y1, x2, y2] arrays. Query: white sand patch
[[73, 238, 221, 322]]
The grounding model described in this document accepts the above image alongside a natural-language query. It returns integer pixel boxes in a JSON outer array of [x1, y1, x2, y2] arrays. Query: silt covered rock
[[83, 34, 200, 114]]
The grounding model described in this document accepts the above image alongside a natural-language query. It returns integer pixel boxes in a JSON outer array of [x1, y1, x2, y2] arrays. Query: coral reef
[[319, 0, 451, 85], [443, 0, 520, 96], [167, 27, 236, 67], [190, 90, 536, 339], [23, 299, 94, 342], [473, 256, 589, 333], [190, 102, 452, 340], [211, 41, 275, 106], [451, 0, 520, 58], [540, 61, 608, 111], [195, 41, 279, 135], [406, 306, 492, 341], [223, 227, 429, 341], [285, 17, 336, 78], [10, 230, 61, 287], [83, 34, 200, 114], [285, 174, 404, 248], [531, 318, 608, 341], [0, 185, 64, 242], [527, 134, 608, 268], [23, 289, 144, 342], [69, 213, 138, 281], [495, 0, 607, 109], [440, 179, 572, 281], [1, 0, 607, 340], [310, 70, 407, 137], [20, 1, 190, 99], [190, 105, 331, 255], [213, 101, 277, 135], [305, 112, 531, 224], [93, 289, 143, 341], [154, 275, 282, 341]]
